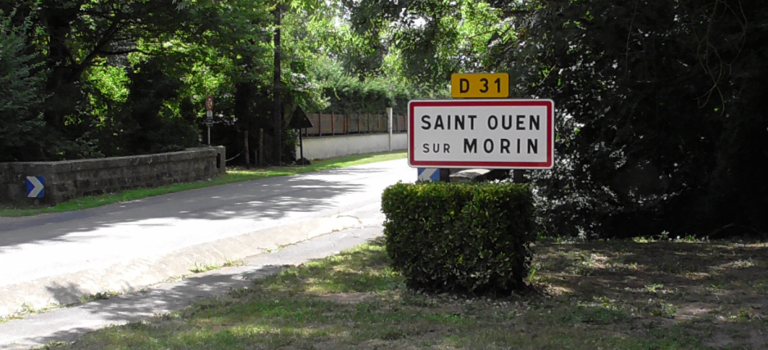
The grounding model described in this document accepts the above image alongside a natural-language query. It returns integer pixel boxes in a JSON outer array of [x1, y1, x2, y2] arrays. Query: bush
[[381, 182, 536, 295]]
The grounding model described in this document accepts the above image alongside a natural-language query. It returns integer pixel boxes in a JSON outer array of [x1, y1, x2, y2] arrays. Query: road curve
[[0, 159, 413, 317]]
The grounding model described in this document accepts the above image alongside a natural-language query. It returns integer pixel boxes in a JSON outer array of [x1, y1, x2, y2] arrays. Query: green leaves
[[381, 182, 536, 295], [0, 8, 47, 161], [343, 0, 515, 93]]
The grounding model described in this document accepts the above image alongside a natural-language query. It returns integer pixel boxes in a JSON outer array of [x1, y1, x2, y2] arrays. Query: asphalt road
[[0, 159, 413, 318], [0, 217, 387, 349]]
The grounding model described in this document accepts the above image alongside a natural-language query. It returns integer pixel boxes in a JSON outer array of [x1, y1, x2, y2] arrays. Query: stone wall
[[0, 146, 225, 206]]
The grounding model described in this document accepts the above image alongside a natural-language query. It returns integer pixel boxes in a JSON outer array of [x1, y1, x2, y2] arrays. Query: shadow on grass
[[531, 239, 768, 322], [16, 238, 768, 350]]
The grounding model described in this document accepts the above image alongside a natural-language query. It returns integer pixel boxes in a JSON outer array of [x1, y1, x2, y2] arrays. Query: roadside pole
[[205, 96, 214, 146], [387, 107, 393, 152]]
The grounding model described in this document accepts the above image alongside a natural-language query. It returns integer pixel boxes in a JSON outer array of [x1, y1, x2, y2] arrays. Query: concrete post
[[387, 107, 393, 152]]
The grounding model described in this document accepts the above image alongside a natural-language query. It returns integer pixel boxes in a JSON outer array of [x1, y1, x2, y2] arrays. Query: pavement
[[0, 159, 413, 349]]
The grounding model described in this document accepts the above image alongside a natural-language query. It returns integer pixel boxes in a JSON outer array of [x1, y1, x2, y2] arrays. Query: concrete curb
[[0, 215, 361, 317]]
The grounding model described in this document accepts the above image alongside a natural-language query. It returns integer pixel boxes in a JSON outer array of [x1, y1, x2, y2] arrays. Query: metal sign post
[[205, 96, 213, 145]]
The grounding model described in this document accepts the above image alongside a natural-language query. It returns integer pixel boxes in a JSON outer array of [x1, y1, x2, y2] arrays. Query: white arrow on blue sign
[[417, 168, 440, 182], [26, 176, 44, 198]]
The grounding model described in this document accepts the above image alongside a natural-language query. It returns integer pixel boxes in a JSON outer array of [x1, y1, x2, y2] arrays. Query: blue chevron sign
[[26, 176, 44, 198], [417, 168, 440, 182]]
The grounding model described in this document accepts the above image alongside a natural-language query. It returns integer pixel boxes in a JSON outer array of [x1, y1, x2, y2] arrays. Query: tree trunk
[[273, 5, 282, 165], [42, 7, 81, 132]]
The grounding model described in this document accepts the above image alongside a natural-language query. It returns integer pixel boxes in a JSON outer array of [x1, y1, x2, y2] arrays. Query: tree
[[346, 0, 768, 236], [0, 9, 46, 161], [0, 0, 423, 163], [508, 0, 768, 237], [342, 0, 514, 92], [0, 0, 196, 132]]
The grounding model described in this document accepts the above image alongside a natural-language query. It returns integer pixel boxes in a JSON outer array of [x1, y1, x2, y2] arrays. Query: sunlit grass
[[0, 151, 406, 217], [44, 237, 768, 349]]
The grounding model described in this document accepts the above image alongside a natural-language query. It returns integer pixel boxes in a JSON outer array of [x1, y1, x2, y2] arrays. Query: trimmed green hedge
[[381, 182, 536, 295]]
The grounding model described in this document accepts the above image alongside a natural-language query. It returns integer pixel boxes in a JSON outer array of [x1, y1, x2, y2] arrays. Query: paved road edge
[[0, 215, 362, 318]]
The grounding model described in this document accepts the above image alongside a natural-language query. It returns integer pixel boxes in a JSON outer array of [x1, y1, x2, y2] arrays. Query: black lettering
[[484, 139, 494, 153], [423, 143, 429, 153], [501, 139, 511, 153], [494, 77, 501, 93], [530, 115, 540, 130], [480, 78, 489, 93], [460, 79, 470, 93], [455, 115, 465, 130], [434, 115, 444, 130], [501, 115, 513, 130], [444, 144, 450, 153], [468, 115, 477, 130], [488, 115, 498, 130], [433, 143, 440, 153], [517, 139, 521, 153], [516, 115, 525, 130], [527, 139, 538, 154], [447, 115, 451, 130], [421, 115, 431, 130], [464, 138, 477, 153]]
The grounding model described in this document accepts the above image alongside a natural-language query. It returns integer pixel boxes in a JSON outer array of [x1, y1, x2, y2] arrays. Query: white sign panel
[[408, 99, 554, 169]]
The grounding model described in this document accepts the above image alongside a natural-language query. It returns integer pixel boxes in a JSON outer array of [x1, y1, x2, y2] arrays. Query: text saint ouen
[[420, 114, 542, 155]]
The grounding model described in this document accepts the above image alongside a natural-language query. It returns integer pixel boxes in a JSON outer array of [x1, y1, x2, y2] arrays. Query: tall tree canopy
[[346, 0, 767, 236], [0, 0, 367, 161], [2, 0, 764, 236]]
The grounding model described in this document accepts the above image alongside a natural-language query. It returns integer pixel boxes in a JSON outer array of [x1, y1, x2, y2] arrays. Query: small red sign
[[205, 96, 213, 111]]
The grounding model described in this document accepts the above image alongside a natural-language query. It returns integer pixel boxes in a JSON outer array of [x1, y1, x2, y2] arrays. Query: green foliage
[[508, 0, 768, 237], [349, 0, 767, 237], [0, 8, 46, 161], [0, 0, 426, 163], [381, 182, 536, 295], [342, 0, 513, 92], [310, 57, 421, 115]]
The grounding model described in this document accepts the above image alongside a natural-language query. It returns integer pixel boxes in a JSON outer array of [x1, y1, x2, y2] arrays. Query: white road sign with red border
[[205, 96, 213, 111], [408, 99, 555, 169]]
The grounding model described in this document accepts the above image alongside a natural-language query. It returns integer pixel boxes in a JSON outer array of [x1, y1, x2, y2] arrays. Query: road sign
[[417, 168, 440, 182], [408, 99, 554, 169], [205, 116, 213, 128], [205, 96, 213, 111], [451, 73, 509, 99], [26, 176, 44, 198]]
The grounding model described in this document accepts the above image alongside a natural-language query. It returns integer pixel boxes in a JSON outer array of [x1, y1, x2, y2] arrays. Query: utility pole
[[273, 4, 282, 165]]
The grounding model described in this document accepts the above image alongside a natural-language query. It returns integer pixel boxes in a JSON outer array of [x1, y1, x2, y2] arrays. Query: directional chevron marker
[[417, 168, 440, 182], [26, 176, 44, 198]]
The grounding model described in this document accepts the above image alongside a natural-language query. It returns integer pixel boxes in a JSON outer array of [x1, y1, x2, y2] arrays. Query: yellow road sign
[[451, 73, 509, 98]]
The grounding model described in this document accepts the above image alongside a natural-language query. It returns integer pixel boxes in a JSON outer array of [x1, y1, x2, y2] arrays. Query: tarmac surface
[[0, 159, 412, 349]]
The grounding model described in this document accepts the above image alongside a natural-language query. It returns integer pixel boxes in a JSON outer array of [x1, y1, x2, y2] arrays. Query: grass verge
[[0, 151, 406, 217], [46, 237, 768, 349]]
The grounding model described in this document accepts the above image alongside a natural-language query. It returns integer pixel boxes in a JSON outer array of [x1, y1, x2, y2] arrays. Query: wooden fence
[[301, 113, 408, 137]]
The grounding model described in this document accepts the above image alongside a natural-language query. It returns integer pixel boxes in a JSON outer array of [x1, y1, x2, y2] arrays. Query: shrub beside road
[[382, 182, 536, 294]]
